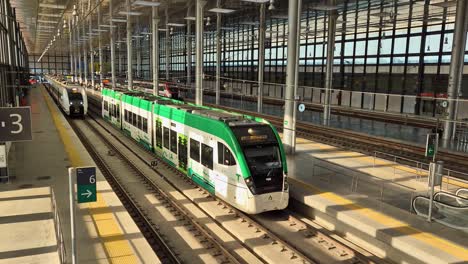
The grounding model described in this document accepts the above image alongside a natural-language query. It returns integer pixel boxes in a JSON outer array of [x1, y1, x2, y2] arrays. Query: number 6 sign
[[0, 107, 32, 142]]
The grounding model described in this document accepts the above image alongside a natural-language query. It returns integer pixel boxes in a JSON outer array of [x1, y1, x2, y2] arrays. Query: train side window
[[125, 110, 129, 122], [117, 105, 120, 119], [156, 121, 162, 148], [128, 111, 133, 124], [170, 130, 177, 153], [190, 139, 200, 162], [163, 127, 170, 149], [217, 142, 236, 166], [201, 143, 213, 170], [137, 115, 142, 130], [142, 117, 147, 132], [104, 101, 108, 111], [133, 113, 137, 127]]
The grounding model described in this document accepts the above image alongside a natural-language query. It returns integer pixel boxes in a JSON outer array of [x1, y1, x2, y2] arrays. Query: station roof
[[10, 0, 457, 55]]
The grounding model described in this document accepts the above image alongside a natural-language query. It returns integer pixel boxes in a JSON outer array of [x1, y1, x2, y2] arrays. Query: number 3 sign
[[0, 107, 32, 142]]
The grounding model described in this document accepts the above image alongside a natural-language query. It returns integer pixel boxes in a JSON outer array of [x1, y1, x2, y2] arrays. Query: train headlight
[[70, 102, 73, 105], [80, 101, 83, 105], [245, 177, 256, 195]]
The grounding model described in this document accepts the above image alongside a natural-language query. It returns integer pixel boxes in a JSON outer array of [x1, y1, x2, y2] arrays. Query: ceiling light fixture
[[167, 23, 185, 27], [38, 20, 59, 24], [132, 0, 161, 6], [206, 17, 211, 26], [39, 3, 66, 9], [242, 0, 270, 3], [208, 8, 235, 14], [268, 0, 275, 10], [38, 13, 62, 18], [184, 16, 196, 21], [118, 11, 142, 16], [100, 24, 117, 28], [111, 18, 127, 23]]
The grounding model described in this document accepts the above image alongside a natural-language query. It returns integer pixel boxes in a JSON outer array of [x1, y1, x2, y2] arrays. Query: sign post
[[69, 166, 96, 264], [425, 133, 439, 222]]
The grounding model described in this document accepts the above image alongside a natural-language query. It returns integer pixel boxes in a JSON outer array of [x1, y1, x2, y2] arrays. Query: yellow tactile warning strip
[[41, 86, 138, 263], [302, 139, 468, 189], [290, 177, 468, 261]]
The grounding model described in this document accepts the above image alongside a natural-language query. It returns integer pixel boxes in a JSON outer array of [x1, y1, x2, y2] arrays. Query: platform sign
[[425, 133, 438, 158], [76, 167, 96, 203], [0, 107, 32, 142]]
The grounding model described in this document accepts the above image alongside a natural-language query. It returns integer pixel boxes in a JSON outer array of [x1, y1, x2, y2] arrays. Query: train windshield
[[243, 145, 281, 171], [231, 125, 284, 194], [68, 91, 83, 100]]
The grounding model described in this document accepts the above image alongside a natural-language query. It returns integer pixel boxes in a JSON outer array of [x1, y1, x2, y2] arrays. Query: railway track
[[69, 117, 244, 263], [85, 94, 383, 264]]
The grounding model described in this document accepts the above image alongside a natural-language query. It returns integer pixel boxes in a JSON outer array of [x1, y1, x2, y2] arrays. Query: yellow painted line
[[290, 177, 468, 261], [41, 86, 138, 264]]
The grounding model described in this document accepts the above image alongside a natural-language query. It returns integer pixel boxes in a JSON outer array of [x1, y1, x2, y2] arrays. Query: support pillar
[[126, 0, 133, 90], [89, 15, 95, 88], [323, 11, 338, 126], [152, 5, 160, 95], [443, 0, 468, 145], [69, 18, 74, 81], [110, 0, 116, 89], [186, 18, 192, 89], [257, 3, 266, 113], [195, 0, 206, 105], [165, 8, 170, 80], [77, 20, 82, 83], [215, 0, 221, 105], [83, 22, 88, 85], [282, 0, 300, 154], [98, 0, 103, 87]]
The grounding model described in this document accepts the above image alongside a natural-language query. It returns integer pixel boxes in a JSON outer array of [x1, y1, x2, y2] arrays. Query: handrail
[[412, 194, 468, 230], [51, 188, 66, 264], [433, 191, 468, 208], [374, 150, 468, 188], [456, 188, 468, 199]]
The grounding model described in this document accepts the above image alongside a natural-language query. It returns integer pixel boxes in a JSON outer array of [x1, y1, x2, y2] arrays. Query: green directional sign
[[76, 167, 97, 203], [425, 133, 438, 158]]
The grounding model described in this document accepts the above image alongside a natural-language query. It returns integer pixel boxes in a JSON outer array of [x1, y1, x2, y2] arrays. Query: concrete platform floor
[[288, 136, 468, 264], [0, 85, 158, 263]]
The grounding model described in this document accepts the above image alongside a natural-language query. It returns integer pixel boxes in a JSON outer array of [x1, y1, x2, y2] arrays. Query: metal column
[[152, 5, 160, 95], [89, 15, 95, 88], [443, 0, 468, 144], [118, 27, 122, 74], [195, 0, 206, 105], [186, 18, 192, 89], [83, 22, 88, 85], [215, 0, 221, 105], [110, 0, 116, 89], [98, 0, 103, 87], [126, 0, 133, 90], [282, 0, 300, 154], [77, 19, 82, 83], [257, 3, 266, 113], [165, 8, 170, 80], [136, 35, 141, 78], [69, 19, 74, 81], [323, 11, 337, 126]]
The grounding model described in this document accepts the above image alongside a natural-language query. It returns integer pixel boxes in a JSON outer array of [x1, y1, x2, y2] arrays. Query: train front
[[68, 88, 86, 117], [231, 124, 289, 214]]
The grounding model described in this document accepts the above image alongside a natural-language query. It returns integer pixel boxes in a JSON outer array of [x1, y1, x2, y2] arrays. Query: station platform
[[287, 135, 468, 264], [0, 85, 158, 263]]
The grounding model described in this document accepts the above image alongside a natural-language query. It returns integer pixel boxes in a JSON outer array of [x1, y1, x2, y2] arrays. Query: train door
[[178, 134, 188, 172]]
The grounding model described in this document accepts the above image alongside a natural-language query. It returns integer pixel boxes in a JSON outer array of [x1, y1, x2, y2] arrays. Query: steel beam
[[152, 5, 159, 95], [110, 0, 116, 89], [443, 0, 468, 144], [257, 3, 266, 113], [215, 0, 222, 105], [283, 0, 300, 154], [126, 0, 133, 90], [195, 0, 206, 105], [323, 10, 337, 126]]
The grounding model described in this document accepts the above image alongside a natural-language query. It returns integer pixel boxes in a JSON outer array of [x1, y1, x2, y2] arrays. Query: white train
[[45, 75, 88, 118]]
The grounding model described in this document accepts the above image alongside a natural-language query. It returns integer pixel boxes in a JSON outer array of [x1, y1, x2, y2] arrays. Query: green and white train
[[102, 88, 289, 214]]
